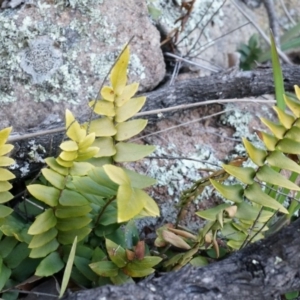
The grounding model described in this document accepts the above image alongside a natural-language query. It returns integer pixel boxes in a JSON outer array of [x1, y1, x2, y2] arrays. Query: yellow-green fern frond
[[0, 127, 15, 218], [197, 85, 300, 250]]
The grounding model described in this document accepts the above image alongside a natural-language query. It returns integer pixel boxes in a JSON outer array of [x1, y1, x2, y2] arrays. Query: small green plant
[[205, 95, 300, 245], [238, 21, 300, 70], [285, 291, 300, 300], [147, 0, 162, 21], [237, 34, 262, 70], [155, 86, 300, 271], [0, 46, 161, 298]]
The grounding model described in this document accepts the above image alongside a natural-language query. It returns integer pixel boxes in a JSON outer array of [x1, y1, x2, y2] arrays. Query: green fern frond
[[87, 46, 155, 163], [26, 111, 97, 275], [197, 85, 300, 250]]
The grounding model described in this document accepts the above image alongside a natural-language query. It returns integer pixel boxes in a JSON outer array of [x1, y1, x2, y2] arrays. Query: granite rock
[[0, 0, 165, 132]]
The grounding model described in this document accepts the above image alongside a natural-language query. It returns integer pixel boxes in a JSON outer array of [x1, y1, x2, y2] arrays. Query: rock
[[149, 0, 300, 74], [19, 35, 63, 84], [0, 0, 165, 132]]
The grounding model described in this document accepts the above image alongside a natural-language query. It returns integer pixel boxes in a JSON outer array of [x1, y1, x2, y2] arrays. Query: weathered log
[[9, 64, 300, 178], [144, 64, 300, 109], [64, 217, 300, 300]]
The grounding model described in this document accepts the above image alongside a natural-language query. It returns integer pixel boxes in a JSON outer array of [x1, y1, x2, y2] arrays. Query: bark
[[143, 64, 300, 110], [64, 217, 300, 300], [9, 64, 300, 178]]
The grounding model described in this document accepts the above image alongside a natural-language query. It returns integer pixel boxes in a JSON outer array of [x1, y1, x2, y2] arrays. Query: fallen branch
[[10, 65, 300, 178]]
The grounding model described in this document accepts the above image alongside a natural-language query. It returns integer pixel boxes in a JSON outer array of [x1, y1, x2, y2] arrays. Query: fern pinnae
[[0, 127, 16, 218], [197, 86, 300, 250], [26, 110, 98, 274]]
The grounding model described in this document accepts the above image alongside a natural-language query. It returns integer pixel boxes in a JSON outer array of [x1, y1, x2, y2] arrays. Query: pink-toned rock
[[0, 0, 165, 132]]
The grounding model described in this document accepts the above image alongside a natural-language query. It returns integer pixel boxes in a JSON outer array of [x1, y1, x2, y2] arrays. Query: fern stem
[[94, 196, 116, 228], [239, 207, 265, 249]]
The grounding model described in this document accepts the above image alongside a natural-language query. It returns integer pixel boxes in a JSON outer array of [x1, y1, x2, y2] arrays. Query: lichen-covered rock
[[19, 36, 63, 84], [0, 0, 165, 132]]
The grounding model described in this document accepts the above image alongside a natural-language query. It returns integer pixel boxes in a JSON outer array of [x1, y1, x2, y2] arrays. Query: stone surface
[[0, 0, 165, 132], [150, 0, 300, 73]]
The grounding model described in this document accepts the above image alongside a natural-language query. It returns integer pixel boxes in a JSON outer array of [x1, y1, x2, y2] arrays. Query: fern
[[70, 46, 161, 285], [0, 127, 15, 218], [21, 45, 161, 288], [154, 87, 300, 270], [22, 110, 96, 278], [0, 127, 37, 299], [198, 86, 300, 250], [87, 45, 155, 165]]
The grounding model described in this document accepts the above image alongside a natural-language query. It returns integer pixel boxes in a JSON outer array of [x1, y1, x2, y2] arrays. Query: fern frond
[[198, 85, 300, 250], [0, 127, 15, 218]]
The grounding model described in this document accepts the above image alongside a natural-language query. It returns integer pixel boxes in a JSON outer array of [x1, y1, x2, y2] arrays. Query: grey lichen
[[0, 0, 146, 106], [19, 36, 63, 84], [221, 103, 264, 155], [146, 144, 222, 205], [27, 140, 46, 163], [130, 54, 146, 80], [20, 162, 30, 177], [67, 0, 104, 12]]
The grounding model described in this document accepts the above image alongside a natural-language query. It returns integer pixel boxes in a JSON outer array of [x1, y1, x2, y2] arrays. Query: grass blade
[[270, 30, 285, 110], [59, 236, 77, 298]]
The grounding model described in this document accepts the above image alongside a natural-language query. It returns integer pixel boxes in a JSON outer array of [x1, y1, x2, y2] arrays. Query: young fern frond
[[87, 46, 155, 164]]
